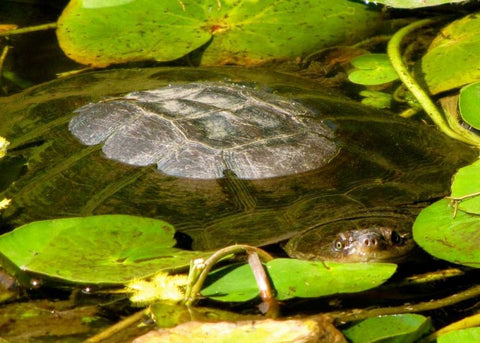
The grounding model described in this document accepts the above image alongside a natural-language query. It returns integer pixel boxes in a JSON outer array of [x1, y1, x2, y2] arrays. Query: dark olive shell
[[0, 67, 476, 257]]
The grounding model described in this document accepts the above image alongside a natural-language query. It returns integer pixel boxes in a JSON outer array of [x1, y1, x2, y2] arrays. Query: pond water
[[2, 1, 480, 342]]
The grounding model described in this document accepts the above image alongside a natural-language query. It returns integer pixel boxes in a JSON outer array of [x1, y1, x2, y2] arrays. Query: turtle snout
[[362, 236, 378, 248]]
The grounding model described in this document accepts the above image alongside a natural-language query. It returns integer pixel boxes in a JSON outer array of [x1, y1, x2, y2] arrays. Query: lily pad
[[438, 327, 480, 343], [348, 54, 399, 86], [450, 159, 480, 214], [0, 215, 209, 285], [413, 199, 480, 268], [57, 0, 381, 67], [421, 13, 480, 94], [459, 82, 480, 130], [201, 258, 397, 302], [342, 314, 431, 343]]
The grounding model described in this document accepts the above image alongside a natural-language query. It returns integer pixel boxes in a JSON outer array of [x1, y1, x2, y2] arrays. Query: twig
[[84, 308, 148, 343], [322, 284, 480, 324], [0, 23, 57, 37]]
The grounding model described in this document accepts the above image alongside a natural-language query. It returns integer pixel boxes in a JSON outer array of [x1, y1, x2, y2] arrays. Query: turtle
[[0, 67, 476, 262]]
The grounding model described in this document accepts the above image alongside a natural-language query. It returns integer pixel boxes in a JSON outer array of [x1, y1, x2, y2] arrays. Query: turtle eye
[[390, 230, 402, 245], [334, 240, 344, 251]]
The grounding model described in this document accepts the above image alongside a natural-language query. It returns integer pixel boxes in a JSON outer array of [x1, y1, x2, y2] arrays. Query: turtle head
[[284, 217, 416, 263], [330, 226, 414, 263]]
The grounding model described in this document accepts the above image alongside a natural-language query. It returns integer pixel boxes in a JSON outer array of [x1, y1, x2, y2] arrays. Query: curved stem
[[387, 18, 480, 146], [248, 252, 279, 317], [184, 244, 274, 307]]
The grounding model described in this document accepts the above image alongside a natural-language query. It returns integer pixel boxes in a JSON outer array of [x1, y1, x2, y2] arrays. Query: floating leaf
[[450, 159, 480, 215], [422, 13, 480, 94], [438, 327, 480, 343], [459, 82, 480, 130], [348, 54, 398, 86], [413, 199, 480, 268], [342, 314, 431, 343], [201, 258, 397, 302], [0, 215, 209, 285], [57, 0, 381, 67]]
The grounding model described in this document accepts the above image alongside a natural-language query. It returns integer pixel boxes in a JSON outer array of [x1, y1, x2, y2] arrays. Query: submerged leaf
[[348, 54, 398, 86], [201, 258, 397, 302], [149, 302, 263, 328], [359, 90, 392, 109], [413, 199, 480, 268], [0, 299, 102, 341], [0, 215, 209, 284]]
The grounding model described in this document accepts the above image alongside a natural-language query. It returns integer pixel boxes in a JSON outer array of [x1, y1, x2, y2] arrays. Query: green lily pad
[[348, 54, 398, 86], [57, 0, 380, 67], [342, 314, 431, 343], [438, 327, 480, 343], [364, 0, 467, 8], [459, 82, 480, 130], [450, 159, 480, 215], [413, 199, 480, 268], [0, 215, 208, 285], [201, 258, 397, 302], [422, 13, 480, 94]]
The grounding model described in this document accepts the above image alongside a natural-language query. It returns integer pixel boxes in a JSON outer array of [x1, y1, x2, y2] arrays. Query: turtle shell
[[0, 67, 476, 254], [69, 82, 338, 180]]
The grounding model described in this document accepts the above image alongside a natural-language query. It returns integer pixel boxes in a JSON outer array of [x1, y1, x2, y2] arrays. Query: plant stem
[[322, 283, 480, 324], [248, 252, 279, 317], [387, 18, 480, 146], [84, 308, 148, 343], [0, 23, 57, 37], [184, 244, 274, 307]]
